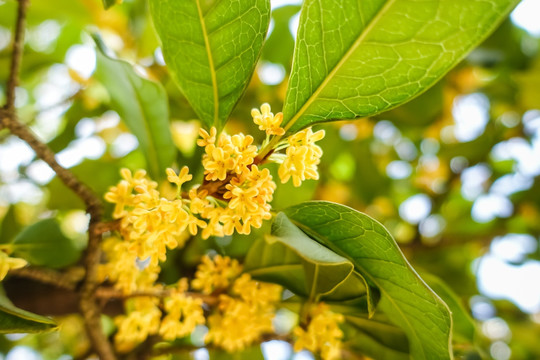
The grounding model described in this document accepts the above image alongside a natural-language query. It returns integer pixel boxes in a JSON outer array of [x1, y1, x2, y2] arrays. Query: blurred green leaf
[[148, 0, 270, 129], [282, 0, 519, 133], [245, 213, 377, 312], [0, 207, 20, 245], [46, 159, 122, 212], [102, 0, 119, 10], [12, 218, 81, 269], [421, 272, 477, 343], [345, 314, 409, 360], [262, 5, 300, 70], [0, 287, 57, 334], [284, 201, 453, 360], [93, 35, 175, 180]]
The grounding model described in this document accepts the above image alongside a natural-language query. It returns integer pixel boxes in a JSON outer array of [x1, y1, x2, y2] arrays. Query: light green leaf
[[282, 0, 519, 133], [12, 218, 80, 269], [0, 286, 57, 333], [149, 0, 271, 129], [93, 35, 175, 181], [245, 213, 377, 312], [284, 201, 453, 360]]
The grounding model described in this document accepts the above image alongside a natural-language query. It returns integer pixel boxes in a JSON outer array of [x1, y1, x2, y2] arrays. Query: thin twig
[[96, 287, 219, 306], [8, 266, 81, 291], [5, 0, 29, 110]]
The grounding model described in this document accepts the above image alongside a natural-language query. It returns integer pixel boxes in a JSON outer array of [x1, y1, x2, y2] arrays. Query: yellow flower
[[0, 250, 27, 281], [166, 166, 192, 189], [202, 143, 236, 181], [197, 127, 217, 147], [205, 274, 282, 352], [279, 127, 325, 187], [114, 297, 161, 353], [293, 303, 344, 360], [191, 255, 242, 294], [251, 103, 285, 136], [160, 283, 205, 340]]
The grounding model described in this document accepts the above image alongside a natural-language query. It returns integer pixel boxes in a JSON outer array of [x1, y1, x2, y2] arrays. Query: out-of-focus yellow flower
[[191, 255, 242, 294], [0, 250, 27, 281], [293, 303, 344, 360], [114, 297, 161, 353], [279, 127, 325, 187], [159, 279, 205, 340], [205, 273, 282, 352], [251, 103, 285, 136]]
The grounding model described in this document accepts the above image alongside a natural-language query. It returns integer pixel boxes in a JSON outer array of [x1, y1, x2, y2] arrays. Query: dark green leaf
[[284, 201, 452, 360], [102, 0, 119, 10], [245, 213, 377, 312], [12, 218, 81, 269], [282, 0, 519, 133], [149, 0, 271, 129], [0, 286, 57, 334], [93, 35, 175, 180], [345, 314, 409, 360]]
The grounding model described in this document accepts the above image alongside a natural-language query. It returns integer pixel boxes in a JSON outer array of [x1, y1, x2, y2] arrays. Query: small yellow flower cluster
[[98, 237, 159, 293], [293, 303, 344, 360], [159, 279, 205, 341], [278, 127, 325, 187], [104, 168, 198, 266], [114, 297, 161, 353], [197, 127, 276, 236], [191, 254, 242, 294], [0, 249, 27, 281], [114, 279, 205, 352], [251, 103, 285, 135], [193, 255, 282, 352]]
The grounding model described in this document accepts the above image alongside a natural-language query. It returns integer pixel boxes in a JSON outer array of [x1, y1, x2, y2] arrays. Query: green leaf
[[421, 272, 476, 343], [0, 286, 57, 333], [283, 201, 453, 360], [282, 0, 519, 133], [149, 0, 271, 129], [12, 218, 81, 269], [93, 35, 175, 181], [261, 5, 301, 70], [345, 314, 409, 360], [245, 213, 377, 313], [102, 0, 119, 10]]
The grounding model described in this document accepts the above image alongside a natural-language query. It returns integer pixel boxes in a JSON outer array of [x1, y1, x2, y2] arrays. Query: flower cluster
[[101, 103, 328, 355], [196, 255, 282, 352], [104, 168, 195, 267], [278, 127, 325, 187], [293, 303, 345, 360], [113, 278, 205, 352]]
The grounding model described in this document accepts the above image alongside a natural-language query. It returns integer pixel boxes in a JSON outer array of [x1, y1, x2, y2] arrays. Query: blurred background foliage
[[0, 0, 540, 359]]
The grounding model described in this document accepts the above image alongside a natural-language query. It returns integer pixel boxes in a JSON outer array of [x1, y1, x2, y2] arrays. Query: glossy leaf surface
[[284, 201, 452, 360], [149, 0, 270, 129], [0, 288, 56, 334], [93, 36, 175, 181], [282, 0, 519, 133]]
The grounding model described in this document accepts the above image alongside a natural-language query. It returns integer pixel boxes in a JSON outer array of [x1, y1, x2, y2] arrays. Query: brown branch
[[1, 1, 115, 358], [96, 287, 219, 306], [4, 0, 29, 110], [8, 266, 82, 291]]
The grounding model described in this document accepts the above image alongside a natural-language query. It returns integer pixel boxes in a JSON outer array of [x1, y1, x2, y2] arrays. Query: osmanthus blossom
[[100, 104, 338, 358]]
